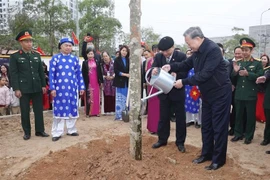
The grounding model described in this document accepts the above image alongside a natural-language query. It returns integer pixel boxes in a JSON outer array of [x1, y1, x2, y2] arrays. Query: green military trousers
[[234, 100, 256, 140], [19, 92, 45, 135]]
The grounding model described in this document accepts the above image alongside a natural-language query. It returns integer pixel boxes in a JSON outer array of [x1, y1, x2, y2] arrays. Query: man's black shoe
[[244, 139, 252, 144], [177, 144, 186, 153], [195, 122, 201, 129], [186, 122, 194, 127], [205, 163, 224, 170], [228, 128, 234, 136], [35, 132, 49, 137], [152, 141, 167, 149], [23, 134, 31, 140], [260, 139, 270, 146], [192, 156, 211, 164], [231, 136, 243, 142], [266, 150, 270, 154], [67, 132, 79, 136], [170, 117, 176, 122], [52, 136, 61, 141]]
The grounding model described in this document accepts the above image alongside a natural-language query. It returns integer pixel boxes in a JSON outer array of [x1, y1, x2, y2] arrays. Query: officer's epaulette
[[235, 58, 242, 62], [32, 50, 40, 54], [264, 66, 270, 70], [253, 57, 261, 61], [10, 50, 19, 54]]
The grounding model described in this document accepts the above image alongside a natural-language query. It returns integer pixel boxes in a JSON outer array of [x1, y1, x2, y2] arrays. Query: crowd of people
[[0, 26, 270, 170]]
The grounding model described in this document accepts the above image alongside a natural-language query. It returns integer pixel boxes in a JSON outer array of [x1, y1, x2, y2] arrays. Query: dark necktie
[[166, 57, 170, 63]]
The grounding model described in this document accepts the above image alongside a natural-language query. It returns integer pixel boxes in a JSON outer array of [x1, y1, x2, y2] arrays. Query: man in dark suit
[[151, 36, 188, 153], [9, 30, 49, 140], [162, 27, 232, 170]]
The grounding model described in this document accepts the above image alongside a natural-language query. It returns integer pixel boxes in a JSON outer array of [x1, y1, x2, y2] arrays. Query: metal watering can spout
[[141, 67, 176, 103]]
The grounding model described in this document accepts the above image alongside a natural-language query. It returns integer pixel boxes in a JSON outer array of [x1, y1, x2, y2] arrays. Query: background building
[[0, 0, 23, 30], [249, 24, 270, 57]]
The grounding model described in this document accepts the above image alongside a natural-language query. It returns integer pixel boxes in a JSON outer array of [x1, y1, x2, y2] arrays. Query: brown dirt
[[0, 108, 270, 180]]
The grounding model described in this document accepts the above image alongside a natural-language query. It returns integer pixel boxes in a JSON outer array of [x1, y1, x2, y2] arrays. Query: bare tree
[[129, 0, 142, 160]]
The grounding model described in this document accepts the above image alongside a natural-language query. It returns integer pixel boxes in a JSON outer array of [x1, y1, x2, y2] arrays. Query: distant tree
[[118, 27, 160, 50], [32, 0, 76, 55], [79, 0, 122, 52], [3, 0, 75, 55], [223, 27, 256, 59], [141, 27, 160, 48], [175, 44, 189, 53]]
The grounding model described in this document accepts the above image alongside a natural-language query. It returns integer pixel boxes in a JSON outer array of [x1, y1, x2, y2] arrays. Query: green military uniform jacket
[[231, 57, 263, 101], [9, 50, 46, 93]]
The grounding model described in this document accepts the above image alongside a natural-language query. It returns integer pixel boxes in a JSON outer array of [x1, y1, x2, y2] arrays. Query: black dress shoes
[[152, 141, 167, 149], [35, 132, 50, 137], [23, 134, 31, 140], [205, 163, 224, 170], [266, 150, 270, 154], [244, 139, 252, 144], [177, 144, 186, 153], [260, 139, 270, 146], [67, 132, 79, 136], [231, 136, 243, 142], [52, 136, 61, 141], [192, 156, 212, 164], [228, 128, 234, 136]]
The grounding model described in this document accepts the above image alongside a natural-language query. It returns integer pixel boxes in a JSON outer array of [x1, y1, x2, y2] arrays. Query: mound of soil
[[21, 135, 266, 180]]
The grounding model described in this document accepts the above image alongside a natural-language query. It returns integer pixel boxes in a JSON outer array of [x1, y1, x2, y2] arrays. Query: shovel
[[122, 87, 130, 122]]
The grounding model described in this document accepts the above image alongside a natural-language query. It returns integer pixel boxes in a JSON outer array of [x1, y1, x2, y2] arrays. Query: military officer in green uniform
[[9, 30, 49, 140], [231, 38, 263, 144]]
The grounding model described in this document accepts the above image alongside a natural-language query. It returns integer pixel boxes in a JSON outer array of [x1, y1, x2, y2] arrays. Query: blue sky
[[115, 0, 270, 44]]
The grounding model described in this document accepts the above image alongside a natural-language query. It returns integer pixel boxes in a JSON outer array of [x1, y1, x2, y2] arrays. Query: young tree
[[79, 0, 122, 51], [129, 0, 142, 160]]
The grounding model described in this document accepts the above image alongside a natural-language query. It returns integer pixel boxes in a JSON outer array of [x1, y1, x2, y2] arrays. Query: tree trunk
[[129, 0, 142, 160]]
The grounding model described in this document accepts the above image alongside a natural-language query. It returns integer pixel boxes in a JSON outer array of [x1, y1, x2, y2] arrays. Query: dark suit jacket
[[152, 50, 187, 101], [141, 59, 147, 98], [82, 59, 103, 91], [170, 38, 231, 102], [264, 70, 270, 109], [113, 56, 129, 88]]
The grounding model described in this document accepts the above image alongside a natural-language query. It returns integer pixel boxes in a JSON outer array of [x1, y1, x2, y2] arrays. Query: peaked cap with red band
[[15, 30, 33, 41], [239, 37, 256, 48]]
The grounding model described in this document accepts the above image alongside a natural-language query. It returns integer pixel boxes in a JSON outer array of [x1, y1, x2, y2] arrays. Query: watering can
[[141, 67, 176, 102]]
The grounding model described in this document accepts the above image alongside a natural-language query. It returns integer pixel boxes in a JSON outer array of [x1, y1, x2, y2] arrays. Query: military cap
[[158, 36, 174, 51], [240, 38, 256, 48], [15, 30, 33, 41], [59, 37, 74, 46]]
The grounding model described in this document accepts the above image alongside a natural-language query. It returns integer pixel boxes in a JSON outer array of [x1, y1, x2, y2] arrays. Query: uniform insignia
[[249, 66, 255, 68], [19, 50, 22, 54], [242, 40, 246, 44], [19, 58, 26, 60], [34, 57, 38, 59], [25, 31, 29, 36], [264, 66, 270, 70]]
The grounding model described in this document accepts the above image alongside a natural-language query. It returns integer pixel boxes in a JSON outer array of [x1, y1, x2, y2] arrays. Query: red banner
[[72, 31, 79, 45]]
